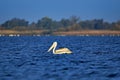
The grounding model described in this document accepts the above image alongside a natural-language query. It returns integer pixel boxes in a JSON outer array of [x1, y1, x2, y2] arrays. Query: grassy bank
[[0, 30, 120, 36], [54, 30, 120, 36], [0, 30, 44, 35]]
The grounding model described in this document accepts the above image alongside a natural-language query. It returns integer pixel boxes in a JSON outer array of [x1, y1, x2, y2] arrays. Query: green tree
[[60, 18, 71, 27], [1, 18, 28, 29], [37, 17, 56, 30], [70, 16, 80, 25], [111, 21, 120, 30]]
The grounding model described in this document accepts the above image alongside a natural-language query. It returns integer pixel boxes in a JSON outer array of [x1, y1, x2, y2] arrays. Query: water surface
[[0, 36, 120, 80]]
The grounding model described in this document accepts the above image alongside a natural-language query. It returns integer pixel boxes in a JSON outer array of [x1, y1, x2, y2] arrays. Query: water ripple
[[0, 36, 120, 80]]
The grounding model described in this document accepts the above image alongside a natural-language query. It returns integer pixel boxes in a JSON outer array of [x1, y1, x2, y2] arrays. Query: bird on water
[[47, 42, 72, 54]]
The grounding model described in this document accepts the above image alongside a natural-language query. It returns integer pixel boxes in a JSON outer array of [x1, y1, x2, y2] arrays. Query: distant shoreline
[[53, 30, 120, 36], [0, 30, 120, 36]]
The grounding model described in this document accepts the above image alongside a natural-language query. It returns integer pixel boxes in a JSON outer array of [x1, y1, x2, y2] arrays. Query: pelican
[[47, 42, 72, 54]]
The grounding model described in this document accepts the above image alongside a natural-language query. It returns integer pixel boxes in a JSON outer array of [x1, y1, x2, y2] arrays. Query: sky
[[0, 0, 120, 24]]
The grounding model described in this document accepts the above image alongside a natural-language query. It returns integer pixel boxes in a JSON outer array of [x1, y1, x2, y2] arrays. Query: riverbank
[[54, 30, 120, 36], [0, 30, 120, 36], [0, 30, 44, 35]]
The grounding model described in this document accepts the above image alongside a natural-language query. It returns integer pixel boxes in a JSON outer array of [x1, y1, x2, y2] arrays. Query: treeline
[[0, 16, 120, 31]]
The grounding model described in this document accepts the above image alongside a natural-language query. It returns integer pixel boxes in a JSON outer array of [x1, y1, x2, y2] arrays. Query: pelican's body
[[47, 42, 72, 54]]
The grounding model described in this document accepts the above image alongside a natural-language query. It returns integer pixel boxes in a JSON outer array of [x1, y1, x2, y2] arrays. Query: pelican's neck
[[53, 42, 57, 54]]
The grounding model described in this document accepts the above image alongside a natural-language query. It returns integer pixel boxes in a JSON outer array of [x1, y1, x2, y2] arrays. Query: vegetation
[[0, 16, 120, 35]]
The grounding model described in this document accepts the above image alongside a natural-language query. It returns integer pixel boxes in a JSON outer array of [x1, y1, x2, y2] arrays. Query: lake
[[0, 36, 120, 80]]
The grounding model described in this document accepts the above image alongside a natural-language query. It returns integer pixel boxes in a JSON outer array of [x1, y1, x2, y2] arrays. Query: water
[[0, 36, 120, 80]]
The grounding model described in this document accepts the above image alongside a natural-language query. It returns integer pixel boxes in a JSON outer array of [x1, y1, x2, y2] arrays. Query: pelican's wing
[[55, 48, 72, 54]]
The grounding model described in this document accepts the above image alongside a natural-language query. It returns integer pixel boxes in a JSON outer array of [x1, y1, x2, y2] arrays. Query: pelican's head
[[47, 42, 57, 52]]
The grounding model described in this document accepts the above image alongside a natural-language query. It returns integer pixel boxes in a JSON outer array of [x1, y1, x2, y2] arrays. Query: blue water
[[0, 36, 120, 80]]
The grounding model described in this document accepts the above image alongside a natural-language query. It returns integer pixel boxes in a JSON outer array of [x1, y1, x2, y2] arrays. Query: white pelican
[[47, 42, 72, 54]]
